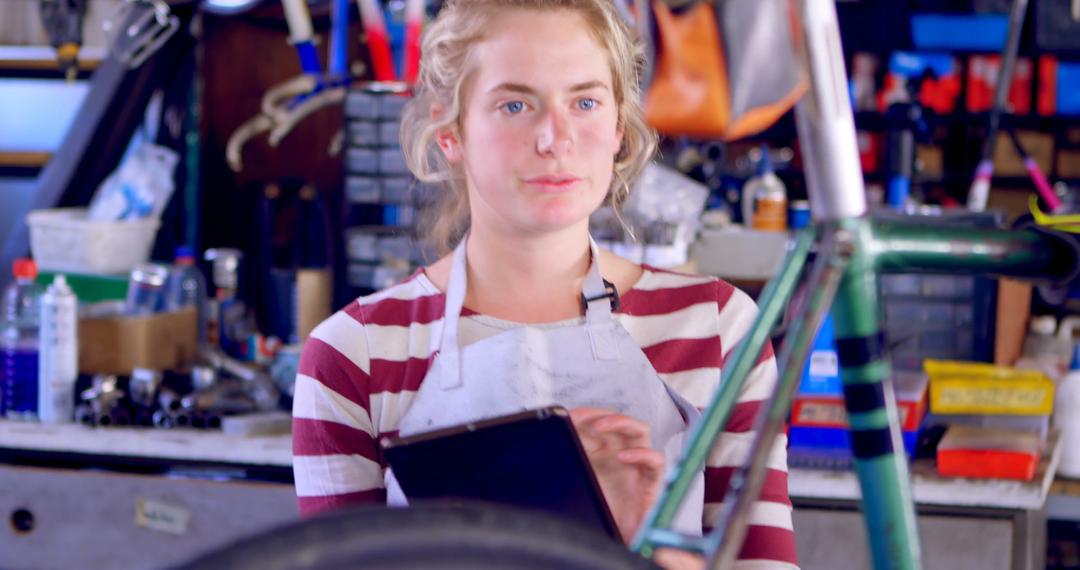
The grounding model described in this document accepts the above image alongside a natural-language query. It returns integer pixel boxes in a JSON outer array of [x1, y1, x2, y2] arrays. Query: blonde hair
[[401, 0, 657, 256]]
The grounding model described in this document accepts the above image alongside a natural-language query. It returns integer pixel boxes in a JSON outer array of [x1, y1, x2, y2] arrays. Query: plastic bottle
[[166, 246, 208, 344], [204, 248, 254, 359], [741, 145, 788, 232], [1055, 342, 1080, 478], [1, 259, 43, 420], [38, 274, 78, 423], [125, 263, 170, 315], [1015, 315, 1069, 381]]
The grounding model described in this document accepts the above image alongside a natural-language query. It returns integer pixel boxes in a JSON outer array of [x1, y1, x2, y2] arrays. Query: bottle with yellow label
[[741, 145, 788, 232]]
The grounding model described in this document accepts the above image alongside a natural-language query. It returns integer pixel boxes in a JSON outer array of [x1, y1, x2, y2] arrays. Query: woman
[[292, 0, 797, 567]]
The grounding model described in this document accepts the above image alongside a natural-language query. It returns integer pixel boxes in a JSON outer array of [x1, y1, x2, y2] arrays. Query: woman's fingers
[[568, 407, 615, 425], [566, 409, 671, 547], [569, 407, 617, 453], [593, 414, 652, 447], [616, 447, 665, 475], [653, 548, 706, 570], [569, 407, 659, 469]]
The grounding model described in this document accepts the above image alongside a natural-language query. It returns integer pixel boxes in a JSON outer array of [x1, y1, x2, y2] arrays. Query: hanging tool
[[358, 0, 396, 81], [101, 0, 180, 69], [38, 0, 87, 82], [281, 0, 322, 77], [884, 100, 929, 210], [966, 0, 1030, 211], [226, 0, 351, 171], [226, 0, 427, 171], [403, 0, 424, 83], [1006, 128, 1064, 212]]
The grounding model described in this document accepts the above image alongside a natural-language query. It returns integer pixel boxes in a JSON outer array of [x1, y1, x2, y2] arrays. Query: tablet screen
[[382, 407, 621, 541]]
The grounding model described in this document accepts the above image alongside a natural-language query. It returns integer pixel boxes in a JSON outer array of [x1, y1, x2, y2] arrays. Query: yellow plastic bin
[[924, 359, 1054, 416]]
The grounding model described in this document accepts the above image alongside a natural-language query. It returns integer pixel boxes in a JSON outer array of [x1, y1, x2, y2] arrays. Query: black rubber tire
[[171, 501, 660, 570]]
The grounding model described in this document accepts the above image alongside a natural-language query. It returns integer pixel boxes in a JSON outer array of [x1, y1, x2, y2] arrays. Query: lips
[[524, 174, 582, 192]]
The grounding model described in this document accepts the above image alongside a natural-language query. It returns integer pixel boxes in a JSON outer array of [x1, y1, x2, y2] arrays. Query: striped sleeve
[[623, 269, 798, 569], [292, 307, 386, 517], [708, 285, 798, 569]]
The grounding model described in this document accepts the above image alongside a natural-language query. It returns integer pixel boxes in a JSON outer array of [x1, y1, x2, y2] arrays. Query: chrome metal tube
[[793, 0, 867, 221]]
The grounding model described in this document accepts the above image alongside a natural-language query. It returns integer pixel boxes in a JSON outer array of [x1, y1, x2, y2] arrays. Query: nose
[[535, 107, 573, 157]]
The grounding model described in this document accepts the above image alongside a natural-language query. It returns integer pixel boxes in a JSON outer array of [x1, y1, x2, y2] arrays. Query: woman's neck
[[463, 222, 592, 323]]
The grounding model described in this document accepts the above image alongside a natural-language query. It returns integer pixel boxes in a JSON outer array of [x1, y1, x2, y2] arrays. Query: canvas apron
[[386, 236, 705, 534]]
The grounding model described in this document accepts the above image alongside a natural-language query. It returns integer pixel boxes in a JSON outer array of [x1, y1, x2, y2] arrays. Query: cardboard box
[[1058, 149, 1080, 178], [995, 278, 1032, 366], [916, 144, 944, 178], [79, 307, 197, 375], [992, 130, 1053, 176], [1057, 127, 1080, 178], [986, 186, 1040, 224]]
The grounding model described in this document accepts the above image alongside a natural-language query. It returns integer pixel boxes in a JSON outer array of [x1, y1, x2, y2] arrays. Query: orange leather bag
[[643, 0, 806, 141]]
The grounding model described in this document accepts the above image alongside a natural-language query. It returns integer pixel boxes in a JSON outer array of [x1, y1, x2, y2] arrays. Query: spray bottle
[[38, 274, 78, 423]]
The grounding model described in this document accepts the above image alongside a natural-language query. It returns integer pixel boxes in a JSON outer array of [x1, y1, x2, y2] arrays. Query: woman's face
[[447, 8, 623, 237]]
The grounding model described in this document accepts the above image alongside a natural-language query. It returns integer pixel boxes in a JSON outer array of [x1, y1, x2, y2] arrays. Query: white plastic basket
[[27, 208, 160, 275]]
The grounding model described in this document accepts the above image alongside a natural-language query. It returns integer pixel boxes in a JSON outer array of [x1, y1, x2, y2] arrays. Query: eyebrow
[[487, 80, 610, 95]]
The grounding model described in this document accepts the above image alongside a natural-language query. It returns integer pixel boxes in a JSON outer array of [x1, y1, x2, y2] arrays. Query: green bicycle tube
[[872, 220, 1067, 281], [705, 227, 849, 569], [631, 228, 816, 558], [834, 219, 921, 570]]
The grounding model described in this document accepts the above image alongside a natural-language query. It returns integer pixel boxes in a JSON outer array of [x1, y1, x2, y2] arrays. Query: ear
[[613, 122, 626, 159], [436, 129, 464, 163], [431, 101, 464, 163]]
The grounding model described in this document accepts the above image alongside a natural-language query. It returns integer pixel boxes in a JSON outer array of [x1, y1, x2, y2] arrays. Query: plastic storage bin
[[924, 359, 1055, 416], [27, 208, 159, 276]]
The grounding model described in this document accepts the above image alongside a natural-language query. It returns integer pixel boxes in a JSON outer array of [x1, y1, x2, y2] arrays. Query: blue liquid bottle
[[2, 259, 43, 419]]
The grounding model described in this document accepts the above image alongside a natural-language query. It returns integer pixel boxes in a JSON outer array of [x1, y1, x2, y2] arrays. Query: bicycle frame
[[631, 1, 1080, 568]]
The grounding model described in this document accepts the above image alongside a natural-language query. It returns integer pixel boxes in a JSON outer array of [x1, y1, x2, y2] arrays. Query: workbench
[[790, 431, 1062, 570], [0, 420, 298, 569], [3, 418, 1067, 569]]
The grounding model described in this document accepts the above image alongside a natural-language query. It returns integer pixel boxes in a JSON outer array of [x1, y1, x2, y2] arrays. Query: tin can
[[788, 200, 811, 230]]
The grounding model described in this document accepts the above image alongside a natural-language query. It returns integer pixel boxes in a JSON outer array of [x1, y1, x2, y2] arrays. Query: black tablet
[[381, 406, 621, 541]]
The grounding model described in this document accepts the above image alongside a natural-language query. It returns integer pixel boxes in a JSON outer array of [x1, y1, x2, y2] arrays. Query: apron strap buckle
[[580, 279, 620, 313]]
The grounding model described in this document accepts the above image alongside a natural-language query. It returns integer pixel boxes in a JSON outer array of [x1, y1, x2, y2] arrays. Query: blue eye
[[577, 98, 598, 111], [502, 101, 525, 114]]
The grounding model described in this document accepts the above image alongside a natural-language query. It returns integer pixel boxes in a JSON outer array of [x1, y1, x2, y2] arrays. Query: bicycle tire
[[170, 500, 660, 570]]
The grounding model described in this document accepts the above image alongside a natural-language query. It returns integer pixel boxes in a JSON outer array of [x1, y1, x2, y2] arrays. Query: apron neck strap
[[582, 237, 613, 324], [437, 235, 470, 389], [437, 233, 616, 389]]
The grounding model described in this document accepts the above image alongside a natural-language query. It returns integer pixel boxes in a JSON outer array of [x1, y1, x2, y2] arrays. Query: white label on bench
[[135, 498, 190, 535]]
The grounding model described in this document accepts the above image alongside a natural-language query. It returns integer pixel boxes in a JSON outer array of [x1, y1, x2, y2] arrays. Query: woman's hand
[[653, 549, 706, 570], [569, 408, 706, 570], [569, 407, 666, 544]]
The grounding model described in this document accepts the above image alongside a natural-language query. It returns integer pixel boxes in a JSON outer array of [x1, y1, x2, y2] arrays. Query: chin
[[523, 198, 601, 231]]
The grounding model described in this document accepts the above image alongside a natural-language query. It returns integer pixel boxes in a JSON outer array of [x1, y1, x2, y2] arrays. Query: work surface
[[0, 419, 1066, 512], [0, 419, 292, 467], [789, 431, 1063, 511]]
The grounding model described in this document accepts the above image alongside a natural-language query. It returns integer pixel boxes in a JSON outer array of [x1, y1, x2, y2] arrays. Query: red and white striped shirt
[[293, 265, 798, 568]]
